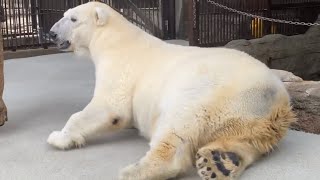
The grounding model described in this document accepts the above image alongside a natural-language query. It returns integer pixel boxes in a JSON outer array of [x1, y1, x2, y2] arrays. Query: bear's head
[[49, 2, 109, 52]]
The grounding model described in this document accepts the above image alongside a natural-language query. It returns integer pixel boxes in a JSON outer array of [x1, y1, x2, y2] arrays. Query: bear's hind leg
[[196, 106, 295, 180], [119, 131, 193, 180]]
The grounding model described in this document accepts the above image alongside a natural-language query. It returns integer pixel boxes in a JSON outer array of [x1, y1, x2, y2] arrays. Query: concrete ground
[[1, 48, 320, 180]]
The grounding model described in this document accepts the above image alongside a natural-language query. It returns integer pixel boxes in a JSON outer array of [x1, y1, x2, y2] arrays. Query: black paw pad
[[211, 150, 221, 161], [211, 172, 217, 178], [216, 162, 231, 176], [226, 152, 240, 166]]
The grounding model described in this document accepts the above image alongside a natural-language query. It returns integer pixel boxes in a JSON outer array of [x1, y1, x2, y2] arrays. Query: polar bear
[[47, 2, 295, 180]]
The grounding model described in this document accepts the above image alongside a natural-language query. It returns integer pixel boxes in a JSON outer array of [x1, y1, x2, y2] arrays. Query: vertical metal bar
[[231, 0, 235, 40], [130, 0, 134, 25], [213, 1, 216, 45], [218, 2, 222, 44], [221, 2, 224, 43], [208, 2, 211, 46], [217, 1, 221, 46], [38, 0, 44, 49], [161, 0, 166, 39], [213, 1, 217, 46], [25, 0, 30, 48], [254, 0, 257, 38], [187, 0, 197, 46], [142, 0, 145, 32], [198, 0, 200, 44], [209, 2, 212, 45], [214, 1, 217, 45], [204, 1, 207, 45], [201, 0, 204, 45], [133, 0, 137, 29], [9, 0, 12, 49], [203, 1, 206, 45], [30, 0, 35, 48], [225, 1, 228, 43], [146, 1, 150, 34], [9, 0, 16, 50], [151, 0, 155, 37], [21, 0, 26, 48], [195, 0, 199, 45], [237, 0, 241, 39], [14, 0, 18, 48], [205, 2, 211, 46], [159, 0, 162, 38], [17, 0, 22, 49], [198, 0, 201, 45], [13, 0, 18, 49], [227, 1, 230, 44], [141, 0, 145, 32], [169, 0, 175, 39], [4, 0, 9, 50], [233, 0, 236, 40], [39, 0, 44, 48], [240, 0, 245, 39], [223, 1, 226, 45]]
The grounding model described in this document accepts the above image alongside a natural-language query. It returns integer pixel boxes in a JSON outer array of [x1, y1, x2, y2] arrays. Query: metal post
[[187, 0, 199, 46]]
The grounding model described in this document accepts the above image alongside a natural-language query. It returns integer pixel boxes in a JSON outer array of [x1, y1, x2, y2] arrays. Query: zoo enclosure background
[[1, 0, 320, 50], [189, 0, 320, 46], [0, 0, 175, 51]]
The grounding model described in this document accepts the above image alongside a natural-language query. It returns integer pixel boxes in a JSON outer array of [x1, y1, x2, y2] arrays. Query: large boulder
[[273, 70, 320, 134], [285, 81, 320, 134], [225, 18, 320, 80]]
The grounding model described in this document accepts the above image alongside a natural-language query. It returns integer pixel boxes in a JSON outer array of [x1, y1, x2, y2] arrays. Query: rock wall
[[272, 70, 320, 134], [286, 81, 320, 134], [225, 19, 320, 80]]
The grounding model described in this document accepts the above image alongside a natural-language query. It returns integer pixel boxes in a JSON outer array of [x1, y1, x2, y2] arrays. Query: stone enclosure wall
[[225, 22, 320, 81]]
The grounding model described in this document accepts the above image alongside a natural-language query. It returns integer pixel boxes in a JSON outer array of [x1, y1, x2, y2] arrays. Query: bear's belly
[[132, 84, 163, 139]]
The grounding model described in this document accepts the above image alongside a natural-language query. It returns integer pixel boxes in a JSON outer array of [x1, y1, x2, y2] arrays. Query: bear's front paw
[[47, 131, 85, 150], [119, 163, 144, 180]]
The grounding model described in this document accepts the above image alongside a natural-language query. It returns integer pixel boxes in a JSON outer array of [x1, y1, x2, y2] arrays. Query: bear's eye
[[71, 17, 77, 22]]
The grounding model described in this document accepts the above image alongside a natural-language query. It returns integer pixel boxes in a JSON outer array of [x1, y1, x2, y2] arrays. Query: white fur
[[48, 2, 291, 180]]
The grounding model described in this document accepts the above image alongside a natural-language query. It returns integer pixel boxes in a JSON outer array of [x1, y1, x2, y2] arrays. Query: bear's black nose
[[49, 31, 57, 41]]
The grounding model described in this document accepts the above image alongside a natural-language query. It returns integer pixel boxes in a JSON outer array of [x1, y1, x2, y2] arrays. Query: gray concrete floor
[[1, 51, 320, 180]]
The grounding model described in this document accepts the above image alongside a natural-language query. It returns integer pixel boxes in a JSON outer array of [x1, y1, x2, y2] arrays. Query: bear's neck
[[88, 14, 167, 64]]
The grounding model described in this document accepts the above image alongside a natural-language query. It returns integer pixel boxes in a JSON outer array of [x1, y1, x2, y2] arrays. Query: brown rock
[[271, 70, 320, 134], [285, 81, 320, 134]]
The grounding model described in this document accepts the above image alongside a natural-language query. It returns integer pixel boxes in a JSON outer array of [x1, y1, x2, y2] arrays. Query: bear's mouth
[[58, 41, 71, 50]]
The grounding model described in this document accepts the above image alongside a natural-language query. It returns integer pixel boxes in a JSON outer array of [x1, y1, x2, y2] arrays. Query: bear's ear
[[95, 7, 108, 26]]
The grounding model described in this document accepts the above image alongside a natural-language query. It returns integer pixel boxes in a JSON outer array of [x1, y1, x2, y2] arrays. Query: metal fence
[[190, 0, 320, 47], [0, 0, 175, 51]]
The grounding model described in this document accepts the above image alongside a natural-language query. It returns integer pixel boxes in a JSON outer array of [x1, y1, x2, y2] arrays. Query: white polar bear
[[47, 2, 295, 180]]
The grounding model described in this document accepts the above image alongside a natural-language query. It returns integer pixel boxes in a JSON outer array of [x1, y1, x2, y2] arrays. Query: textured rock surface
[[271, 69, 303, 82], [226, 21, 320, 80], [273, 70, 320, 134], [285, 81, 320, 134]]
